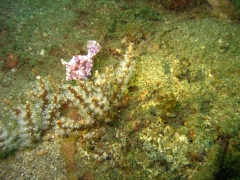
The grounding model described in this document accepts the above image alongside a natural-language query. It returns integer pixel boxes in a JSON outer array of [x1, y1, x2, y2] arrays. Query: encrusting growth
[[0, 41, 135, 152]]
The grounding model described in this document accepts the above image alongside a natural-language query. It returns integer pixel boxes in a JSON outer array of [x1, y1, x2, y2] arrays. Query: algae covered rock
[[207, 0, 235, 19]]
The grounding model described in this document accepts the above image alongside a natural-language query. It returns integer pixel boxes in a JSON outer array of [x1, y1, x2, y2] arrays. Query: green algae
[[0, 148, 17, 159], [0, 0, 240, 179]]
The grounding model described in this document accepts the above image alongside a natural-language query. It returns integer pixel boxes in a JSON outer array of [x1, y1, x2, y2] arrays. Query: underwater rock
[[158, 0, 191, 10], [207, 0, 235, 19]]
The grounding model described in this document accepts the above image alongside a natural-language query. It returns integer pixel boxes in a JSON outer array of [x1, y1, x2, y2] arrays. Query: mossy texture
[[0, 0, 240, 179]]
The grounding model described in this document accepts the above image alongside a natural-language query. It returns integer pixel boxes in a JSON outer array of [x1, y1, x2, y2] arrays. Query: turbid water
[[0, 0, 240, 179]]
